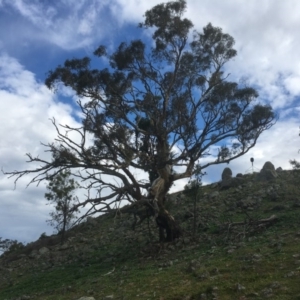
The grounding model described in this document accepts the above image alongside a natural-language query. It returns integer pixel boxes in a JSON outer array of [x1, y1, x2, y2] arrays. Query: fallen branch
[[102, 267, 115, 276], [222, 215, 278, 243], [227, 215, 278, 227]]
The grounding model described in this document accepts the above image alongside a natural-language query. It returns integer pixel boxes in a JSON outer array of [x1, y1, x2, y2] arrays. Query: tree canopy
[[45, 169, 79, 243], [6, 0, 276, 241]]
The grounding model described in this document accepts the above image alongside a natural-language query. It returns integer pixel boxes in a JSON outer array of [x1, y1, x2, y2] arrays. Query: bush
[[0, 237, 25, 255]]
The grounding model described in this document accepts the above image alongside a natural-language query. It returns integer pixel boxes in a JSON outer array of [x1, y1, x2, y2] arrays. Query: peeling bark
[[147, 164, 182, 241]]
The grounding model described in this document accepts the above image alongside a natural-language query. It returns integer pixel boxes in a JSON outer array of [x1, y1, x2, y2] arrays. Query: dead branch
[[226, 214, 278, 227]]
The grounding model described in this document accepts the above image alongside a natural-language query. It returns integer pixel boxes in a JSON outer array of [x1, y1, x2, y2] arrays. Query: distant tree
[[290, 126, 300, 170], [0, 238, 24, 255], [184, 165, 205, 238], [45, 169, 79, 243], [6, 0, 276, 242], [290, 159, 300, 170]]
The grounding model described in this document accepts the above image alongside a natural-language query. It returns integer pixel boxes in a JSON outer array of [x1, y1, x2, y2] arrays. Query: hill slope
[[1, 170, 300, 299]]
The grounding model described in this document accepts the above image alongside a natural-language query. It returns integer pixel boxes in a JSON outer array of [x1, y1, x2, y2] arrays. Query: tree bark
[[146, 162, 181, 241], [156, 208, 181, 242]]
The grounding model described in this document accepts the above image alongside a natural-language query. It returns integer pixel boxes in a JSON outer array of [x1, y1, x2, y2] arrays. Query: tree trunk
[[61, 202, 67, 244], [156, 208, 181, 242], [148, 163, 181, 241], [193, 193, 197, 238]]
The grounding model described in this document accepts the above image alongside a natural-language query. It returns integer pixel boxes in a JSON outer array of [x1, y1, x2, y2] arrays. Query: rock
[[167, 260, 173, 266], [220, 177, 244, 190], [276, 167, 283, 172], [284, 271, 295, 277], [262, 161, 276, 171], [246, 292, 259, 297], [28, 250, 39, 259], [103, 295, 114, 300], [84, 292, 93, 297], [246, 181, 253, 188], [257, 161, 277, 181], [183, 237, 191, 245], [59, 243, 71, 250], [210, 267, 219, 275], [252, 254, 262, 261], [199, 271, 210, 280], [261, 287, 273, 297], [158, 260, 173, 268], [260, 169, 278, 180], [236, 283, 246, 291], [187, 259, 201, 273], [209, 191, 219, 199], [79, 237, 89, 243], [222, 167, 232, 181], [77, 297, 96, 300], [39, 247, 50, 255], [269, 281, 281, 289]]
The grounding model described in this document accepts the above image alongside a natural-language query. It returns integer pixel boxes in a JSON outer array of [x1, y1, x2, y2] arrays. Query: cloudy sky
[[0, 0, 300, 246]]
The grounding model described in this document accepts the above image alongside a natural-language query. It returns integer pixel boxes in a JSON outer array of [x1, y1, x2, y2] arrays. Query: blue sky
[[1, 0, 300, 246]]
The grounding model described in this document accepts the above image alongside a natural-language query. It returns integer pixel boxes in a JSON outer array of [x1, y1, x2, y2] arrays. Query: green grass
[[2, 236, 300, 299], [2, 171, 300, 299]]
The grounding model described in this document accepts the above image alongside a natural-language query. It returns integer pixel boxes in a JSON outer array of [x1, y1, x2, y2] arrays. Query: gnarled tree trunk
[[156, 207, 181, 242], [148, 164, 182, 242]]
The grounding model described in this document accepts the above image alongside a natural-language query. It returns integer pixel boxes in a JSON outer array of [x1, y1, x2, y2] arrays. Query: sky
[[0, 0, 300, 246]]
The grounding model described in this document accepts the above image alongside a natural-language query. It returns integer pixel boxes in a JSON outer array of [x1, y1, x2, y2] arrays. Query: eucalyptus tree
[[45, 169, 79, 243], [6, 0, 276, 241]]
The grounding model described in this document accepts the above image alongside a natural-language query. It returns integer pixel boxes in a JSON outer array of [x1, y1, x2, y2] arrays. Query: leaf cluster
[[45, 169, 79, 233]]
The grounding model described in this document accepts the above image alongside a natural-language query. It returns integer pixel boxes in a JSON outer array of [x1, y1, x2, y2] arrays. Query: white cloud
[[185, 1, 300, 111], [0, 54, 80, 243], [111, 0, 162, 24], [1, 0, 113, 50], [108, 0, 300, 113], [1, 0, 300, 245], [10, 0, 57, 27], [284, 75, 300, 96]]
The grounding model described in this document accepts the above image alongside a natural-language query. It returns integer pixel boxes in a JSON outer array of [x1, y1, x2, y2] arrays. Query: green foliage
[[183, 165, 204, 237], [45, 169, 79, 242], [184, 164, 204, 196], [0, 237, 24, 255], [43, 0, 276, 181], [39, 232, 48, 240], [184, 178, 202, 196], [6, 0, 276, 242], [290, 159, 300, 170]]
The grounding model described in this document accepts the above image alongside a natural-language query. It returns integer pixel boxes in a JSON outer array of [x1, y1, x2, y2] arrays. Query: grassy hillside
[[1, 170, 300, 300]]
